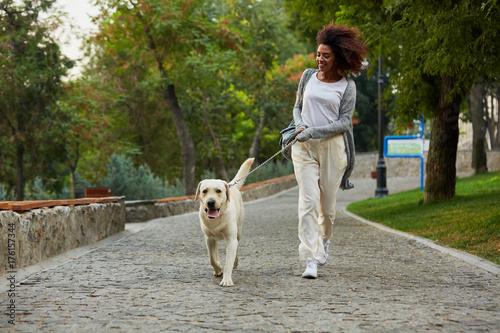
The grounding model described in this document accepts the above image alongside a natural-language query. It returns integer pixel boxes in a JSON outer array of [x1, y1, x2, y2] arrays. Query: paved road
[[2, 177, 499, 332]]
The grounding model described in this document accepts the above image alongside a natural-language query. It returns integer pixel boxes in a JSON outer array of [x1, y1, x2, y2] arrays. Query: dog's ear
[[225, 182, 230, 202], [194, 182, 202, 202]]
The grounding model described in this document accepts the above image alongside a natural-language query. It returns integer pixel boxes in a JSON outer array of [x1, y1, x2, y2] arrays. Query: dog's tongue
[[208, 208, 220, 218]]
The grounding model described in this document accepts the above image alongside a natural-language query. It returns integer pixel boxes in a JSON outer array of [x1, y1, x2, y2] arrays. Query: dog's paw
[[220, 278, 234, 287], [214, 266, 222, 277]]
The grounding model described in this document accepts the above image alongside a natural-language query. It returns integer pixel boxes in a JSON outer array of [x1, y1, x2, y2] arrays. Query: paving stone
[[1, 185, 499, 332]]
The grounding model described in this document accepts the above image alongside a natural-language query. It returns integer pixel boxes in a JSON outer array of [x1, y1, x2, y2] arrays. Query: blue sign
[[384, 117, 425, 190]]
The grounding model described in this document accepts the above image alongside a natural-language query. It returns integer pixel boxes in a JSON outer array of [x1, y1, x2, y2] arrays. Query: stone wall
[[125, 175, 298, 223], [351, 150, 500, 179], [125, 150, 500, 223], [0, 200, 125, 276]]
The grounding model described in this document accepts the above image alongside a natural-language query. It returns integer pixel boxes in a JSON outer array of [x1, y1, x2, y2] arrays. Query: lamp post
[[375, 55, 388, 198]]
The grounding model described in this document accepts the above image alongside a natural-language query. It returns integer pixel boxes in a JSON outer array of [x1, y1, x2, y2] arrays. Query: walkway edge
[[342, 209, 500, 276]]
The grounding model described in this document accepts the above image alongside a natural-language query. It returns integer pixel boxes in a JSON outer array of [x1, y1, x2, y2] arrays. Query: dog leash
[[228, 138, 298, 188]]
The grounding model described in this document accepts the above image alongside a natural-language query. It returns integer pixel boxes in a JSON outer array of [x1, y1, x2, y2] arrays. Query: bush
[[101, 155, 185, 200], [0, 184, 13, 201], [0, 157, 293, 202], [245, 160, 294, 185], [100, 155, 135, 198], [0, 177, 73, 201], [25, 177, 51, 200], [24, 177, 73, 200]]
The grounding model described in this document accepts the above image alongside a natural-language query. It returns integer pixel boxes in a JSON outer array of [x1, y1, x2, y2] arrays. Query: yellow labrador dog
[[194, 158, 254, 287]]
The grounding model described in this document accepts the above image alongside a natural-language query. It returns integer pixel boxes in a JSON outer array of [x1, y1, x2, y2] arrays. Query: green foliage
[[0, 0, 74, 199], [254, 53, 317, 158], [2, 0, 395, 199], [83, 0, 311, 184], [352, 71, 392, 152], [245, 161, 294, 184], [23, 177, 71, 201], [285, 0, 500, 124], [382, 1, 498, 124], [347, 170, 500, 264], [88, 0, 252, 186], [0, 184, 14, 201], [101, 155, 185, 200], [0, 135, 15, 195], [59, 77, 142, 184], [284, 0, 500, 202], [99, 154, 294, 200], [0, 156, 294, 201], [0, 176, 72, 201]]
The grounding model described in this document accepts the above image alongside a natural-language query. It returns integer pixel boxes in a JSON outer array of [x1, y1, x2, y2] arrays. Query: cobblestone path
[[1, 187, 499, 332]]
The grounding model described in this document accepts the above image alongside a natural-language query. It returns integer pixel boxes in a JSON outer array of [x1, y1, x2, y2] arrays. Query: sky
[[53, 0, 99, 77]]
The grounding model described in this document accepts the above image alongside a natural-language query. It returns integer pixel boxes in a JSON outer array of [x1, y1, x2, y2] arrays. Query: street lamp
[[375, 55, 388, 198]]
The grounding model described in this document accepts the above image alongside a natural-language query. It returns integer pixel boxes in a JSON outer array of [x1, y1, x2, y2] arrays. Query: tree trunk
[[486, 86, 500, 149], [470, 83, 487, 174], [137, 11, 196, 195], [163, 84, 196, 195], [201, 89, 228, 181], [66, 141, 80, 199], [485, 93, 495, 150], [496, 86, 500, 148], [16, 144, 24, 201], [249, 109, 266, 163], [424, 74, 462, 203]]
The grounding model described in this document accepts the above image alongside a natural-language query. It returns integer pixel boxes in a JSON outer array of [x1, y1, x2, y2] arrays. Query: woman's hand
[[296, 128, 312, 142], [289, 127, 304, 142]]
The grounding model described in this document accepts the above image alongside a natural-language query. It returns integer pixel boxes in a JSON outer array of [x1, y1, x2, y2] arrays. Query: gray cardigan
[[293, 69, 356, 190]]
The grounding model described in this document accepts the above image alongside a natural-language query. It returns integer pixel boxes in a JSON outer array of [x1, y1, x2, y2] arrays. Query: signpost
[[384, 118, 425, 190]]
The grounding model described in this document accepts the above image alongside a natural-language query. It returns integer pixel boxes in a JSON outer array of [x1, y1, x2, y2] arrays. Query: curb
[[342, 209, 500, 277]]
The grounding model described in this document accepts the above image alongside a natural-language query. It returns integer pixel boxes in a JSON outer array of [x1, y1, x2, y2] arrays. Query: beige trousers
[[292, 134, 348, 261]]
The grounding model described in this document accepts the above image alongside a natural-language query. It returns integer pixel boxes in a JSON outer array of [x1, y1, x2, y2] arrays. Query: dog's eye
[[203, 189, 208, 194], [216, 189, 222, 193]]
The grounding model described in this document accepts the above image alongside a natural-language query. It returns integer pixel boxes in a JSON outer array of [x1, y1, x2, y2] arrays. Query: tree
[[0, 0, 73, 200], [58, 77, 142, 196], [179, 45, 242, 181], [91, 0, 243, 194], [284, 0, 500, 202], [388, 1, 499, 201], [352, 71, 391, 152], [224, 0, 309, 163], [256, 53, 317, 159], [77, 37, 177, 184]]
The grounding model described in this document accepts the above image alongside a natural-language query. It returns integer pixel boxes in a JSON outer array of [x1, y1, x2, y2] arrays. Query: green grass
[[347, 170, 500, 265]]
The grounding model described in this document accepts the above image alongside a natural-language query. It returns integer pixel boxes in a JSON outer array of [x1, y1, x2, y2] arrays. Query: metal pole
[[375, 55, 388, 198]]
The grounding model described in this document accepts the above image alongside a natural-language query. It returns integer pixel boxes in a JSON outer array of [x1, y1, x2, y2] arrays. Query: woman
[[292, 23, 368, 278]]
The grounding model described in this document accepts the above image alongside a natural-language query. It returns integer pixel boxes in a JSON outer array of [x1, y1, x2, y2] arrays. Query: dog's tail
[[230, 158, 255, 190]]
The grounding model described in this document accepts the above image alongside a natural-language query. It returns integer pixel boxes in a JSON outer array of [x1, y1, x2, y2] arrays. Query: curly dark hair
[[316, 23, 368, 75]]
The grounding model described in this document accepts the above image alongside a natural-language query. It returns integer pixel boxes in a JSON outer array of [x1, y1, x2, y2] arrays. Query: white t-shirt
[[301, 74, 348, 128]]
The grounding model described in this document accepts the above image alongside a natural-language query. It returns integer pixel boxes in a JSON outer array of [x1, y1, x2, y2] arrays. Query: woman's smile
[[316, 44, 335, 74]]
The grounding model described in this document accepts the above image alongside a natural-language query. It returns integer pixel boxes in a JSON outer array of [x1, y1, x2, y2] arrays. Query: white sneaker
[[318, 239, 330, 266], [302, 258, 318, 279]]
